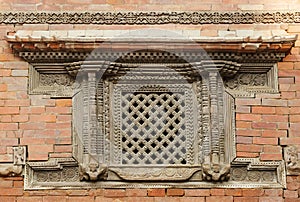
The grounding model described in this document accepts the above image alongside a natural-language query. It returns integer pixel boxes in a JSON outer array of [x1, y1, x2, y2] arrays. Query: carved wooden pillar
[[202, 70, 230, 181], [76, 61, 110, 181]]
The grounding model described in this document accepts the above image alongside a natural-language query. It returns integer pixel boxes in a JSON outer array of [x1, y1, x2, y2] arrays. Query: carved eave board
[[6, 34, 296, 189]]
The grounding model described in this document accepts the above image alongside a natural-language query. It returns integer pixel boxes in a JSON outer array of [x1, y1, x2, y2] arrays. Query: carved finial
[[79, 160, 108, 181]]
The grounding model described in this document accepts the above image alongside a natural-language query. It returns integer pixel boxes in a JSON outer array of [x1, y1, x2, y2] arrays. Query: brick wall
[[1, 0, 300, 201]]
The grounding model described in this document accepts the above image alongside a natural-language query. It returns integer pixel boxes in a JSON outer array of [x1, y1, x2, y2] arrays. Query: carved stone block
[[284, 146, 300, 175]]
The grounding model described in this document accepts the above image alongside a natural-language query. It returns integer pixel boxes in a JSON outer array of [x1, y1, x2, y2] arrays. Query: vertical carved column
[[202, 70, 230, 182], [78, 61, 110, 181]]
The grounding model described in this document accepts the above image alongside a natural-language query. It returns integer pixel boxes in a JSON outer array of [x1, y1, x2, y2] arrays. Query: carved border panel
[[1, 11, 300, 25]]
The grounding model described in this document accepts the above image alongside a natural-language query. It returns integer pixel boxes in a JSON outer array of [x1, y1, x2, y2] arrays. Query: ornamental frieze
[[0, 11, 300, 25]]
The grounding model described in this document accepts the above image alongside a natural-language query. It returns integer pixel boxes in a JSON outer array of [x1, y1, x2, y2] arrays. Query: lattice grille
[[121, 92, 187, 165]]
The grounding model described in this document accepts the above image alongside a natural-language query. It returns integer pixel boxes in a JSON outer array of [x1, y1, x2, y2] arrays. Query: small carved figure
[[79, 161, 108, 181], [285, 146, 300, 175], [202, 163, 230, 181], [13, 146, 25, 165]]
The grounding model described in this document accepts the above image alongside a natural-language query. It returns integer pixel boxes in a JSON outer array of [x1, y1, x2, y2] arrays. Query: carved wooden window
[[73, 62, 233, 181], [6, 33, 296, 189]]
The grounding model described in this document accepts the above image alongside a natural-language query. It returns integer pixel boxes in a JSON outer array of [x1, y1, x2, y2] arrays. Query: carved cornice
[[0, 11, 300, 25]]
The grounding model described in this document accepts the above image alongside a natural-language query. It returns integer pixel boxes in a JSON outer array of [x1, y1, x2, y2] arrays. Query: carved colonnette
[[6, 34, 296, 189]]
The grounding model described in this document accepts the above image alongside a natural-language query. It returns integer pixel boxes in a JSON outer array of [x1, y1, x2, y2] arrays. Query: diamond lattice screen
[[120, 91, 187, 165]]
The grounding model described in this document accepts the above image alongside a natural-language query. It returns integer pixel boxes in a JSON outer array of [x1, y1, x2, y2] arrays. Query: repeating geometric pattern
[[1, 12, 300, 24], [120, 92, 187, 165]]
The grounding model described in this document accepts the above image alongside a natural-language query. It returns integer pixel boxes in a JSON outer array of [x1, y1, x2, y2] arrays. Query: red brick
[[210, 188, 225, 196], [126, 189, 147, 197], [166, 188, 184, 196], [252, 106, 275, 114], [147, 189, 165, 197], [54, 145, 72, 153], [184, 189, 210, 196], [13, 181, 23, 188], [0, 107, 19, 114], [235, 98, 261, 106], [0, 197, 15, 202], [242, 189, 264, 197], [225, 189, 242, 196], [261, 130, 287, 138], [0, 69, 11, 76], [278, 77, 295, 84], [0, 188, 23, 196], [290, 115, 300, 122], [237, 144, 262, 152], [236, 136, 252, 144], [12, 115, 28, 122], [290, 107, 300, 114], [262, 115, 288, 122], [66, 196, 94, 202], [236, 130, 261, 137], [260, 153, 282, 160], [281, 92, 296, 99], [236, 121, 251, 128], [262, 99, 287, 107], [29, 115, 56, 123], [56, 99, 72, 107], [278, 62, 294, 69], [180, 197, 205, 202], [264, 189, 282, 196], [253, 137, 278, 145], [46, 107, 71, 114], [236, 152, 259, 158], [67, 190, 89, 196], [43, 196, 67, 202], [17, 197, 43, 202], [236, 106, 250, 113], [103, 189, 126, 197], [263, 145, 282, 153], [280, 137, 300, 145], [234, 197, 259, 202], [20, 106, 45, 114], [287, 182, 300, 190], [0, 180, 13, 187], [284, 190, 298, 198], [0, 84, 7, 92], [206, 196, 233, 202], [252, 122, 277, 129], [19, 123, 45, 130], [236, 114, 261, 121], [257, 197, 284, 202], [0, 123, 18, 131]]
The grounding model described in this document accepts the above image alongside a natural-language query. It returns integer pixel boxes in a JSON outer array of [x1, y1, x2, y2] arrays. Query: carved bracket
[[0, 146, 26, 177]]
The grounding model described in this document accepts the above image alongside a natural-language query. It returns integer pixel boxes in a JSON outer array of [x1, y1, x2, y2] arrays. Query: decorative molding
[[0, 11, 300, 25], [24, 158, 285, 189]]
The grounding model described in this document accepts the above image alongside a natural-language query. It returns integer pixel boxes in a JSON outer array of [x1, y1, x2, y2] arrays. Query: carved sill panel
[[6, 35, 295, 189]]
